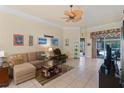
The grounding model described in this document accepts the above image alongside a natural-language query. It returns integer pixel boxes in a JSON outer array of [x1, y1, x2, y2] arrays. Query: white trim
[[0, 6, 61, 29]]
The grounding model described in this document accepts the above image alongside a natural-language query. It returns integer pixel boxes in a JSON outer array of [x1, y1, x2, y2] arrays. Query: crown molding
[[0, 6, 62, 29]]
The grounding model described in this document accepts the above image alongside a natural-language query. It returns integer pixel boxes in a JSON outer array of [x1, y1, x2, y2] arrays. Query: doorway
[[80, 38, 85, 57]]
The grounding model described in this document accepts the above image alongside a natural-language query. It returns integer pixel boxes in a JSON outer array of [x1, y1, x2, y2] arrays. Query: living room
[[0, 3, 124, 90]]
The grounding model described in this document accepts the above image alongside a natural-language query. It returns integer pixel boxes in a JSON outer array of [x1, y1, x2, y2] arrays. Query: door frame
[[80, 38, 85, 56]]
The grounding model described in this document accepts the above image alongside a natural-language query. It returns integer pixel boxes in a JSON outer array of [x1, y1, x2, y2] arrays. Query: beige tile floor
[[7, 57, 104, 88]]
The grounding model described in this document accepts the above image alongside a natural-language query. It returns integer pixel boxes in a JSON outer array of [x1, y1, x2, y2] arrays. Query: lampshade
[[0, 50, 5, 57], [48, 47, 53, 52]]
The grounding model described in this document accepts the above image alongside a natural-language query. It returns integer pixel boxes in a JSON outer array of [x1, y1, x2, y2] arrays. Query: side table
[[0, 62, 9, 87]]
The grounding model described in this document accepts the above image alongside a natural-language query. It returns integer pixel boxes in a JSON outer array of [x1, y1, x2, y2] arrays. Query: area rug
[[35, 64, 74, 85]]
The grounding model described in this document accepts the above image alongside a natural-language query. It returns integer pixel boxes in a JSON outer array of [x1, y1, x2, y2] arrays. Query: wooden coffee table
[[41, 61, 62, 78]]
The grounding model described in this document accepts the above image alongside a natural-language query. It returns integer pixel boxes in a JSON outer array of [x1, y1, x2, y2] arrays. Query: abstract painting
[[13, 34, 24, 46], [51, 38, 58, 46], [38, 38, 47, 45], [29, 35, 33, 46]]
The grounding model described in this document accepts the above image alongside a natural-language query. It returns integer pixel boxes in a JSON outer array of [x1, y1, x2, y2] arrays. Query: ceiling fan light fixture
[[63, 5, 83, 22]]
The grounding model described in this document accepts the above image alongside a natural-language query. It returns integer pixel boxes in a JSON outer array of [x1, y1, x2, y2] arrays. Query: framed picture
[[51, 38, 58, 46], [29, 35, 33, 46], [87, 43, 91, 46], [13, 34, 24, 46], [65, 39, 69, 46], [38, 38, 47, 45]]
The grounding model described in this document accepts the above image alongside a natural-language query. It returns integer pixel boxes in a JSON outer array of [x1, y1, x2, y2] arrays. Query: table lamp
[[48, 47, 53, 57], [48, 47, 53, 52], [0, 50, 5, 66]]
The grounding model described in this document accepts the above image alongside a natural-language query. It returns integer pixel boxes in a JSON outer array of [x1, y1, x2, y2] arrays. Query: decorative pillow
[[9, 55, 23, 66]]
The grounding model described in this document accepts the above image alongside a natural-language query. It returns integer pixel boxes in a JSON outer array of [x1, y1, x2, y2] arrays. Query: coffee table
[[41, 61, 62, 78]]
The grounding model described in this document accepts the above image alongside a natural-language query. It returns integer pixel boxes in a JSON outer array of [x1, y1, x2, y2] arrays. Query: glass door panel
[[105, 39, 120, 60], [96, 38, 105, 58], [96, 37, 120, 60]]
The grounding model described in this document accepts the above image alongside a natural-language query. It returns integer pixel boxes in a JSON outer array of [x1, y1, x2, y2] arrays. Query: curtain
[[90, 28, 121, 39], [90, 28, 121, 58]]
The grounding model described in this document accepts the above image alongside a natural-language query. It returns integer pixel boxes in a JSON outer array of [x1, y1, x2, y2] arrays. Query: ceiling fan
[[63, 5, 83, 22]]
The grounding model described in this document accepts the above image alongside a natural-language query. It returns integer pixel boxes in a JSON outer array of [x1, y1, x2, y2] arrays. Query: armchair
[[51, 48, 67, 65]]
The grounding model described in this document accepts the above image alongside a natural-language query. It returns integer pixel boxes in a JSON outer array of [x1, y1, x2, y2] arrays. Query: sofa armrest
[[8, 61, 15, 68]]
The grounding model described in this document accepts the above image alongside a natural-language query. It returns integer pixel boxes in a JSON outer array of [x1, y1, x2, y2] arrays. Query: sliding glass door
[[105, 38, 120, 60], [96, 37, 120, 60], [96, 38, 105, 58]]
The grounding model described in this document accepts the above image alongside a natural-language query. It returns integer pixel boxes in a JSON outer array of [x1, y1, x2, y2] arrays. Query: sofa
[[8, 51, 47, 84], [13, 63, 36, 84]]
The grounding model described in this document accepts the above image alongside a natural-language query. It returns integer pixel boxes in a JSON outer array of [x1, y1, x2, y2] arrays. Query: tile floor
[[7, 57, 104, 88]]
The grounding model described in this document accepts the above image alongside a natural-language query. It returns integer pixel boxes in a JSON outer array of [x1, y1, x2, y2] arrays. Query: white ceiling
[[7, 5, 124, 28]]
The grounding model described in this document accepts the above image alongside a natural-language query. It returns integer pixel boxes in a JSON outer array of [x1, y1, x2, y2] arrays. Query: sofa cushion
[[21, 53, 28, 62], [14, 63, 36, 84], [8, 53, 28, 66], [28, 52, 37, 62], [14, 63, 36, 76], [8, 55, 23, 66]]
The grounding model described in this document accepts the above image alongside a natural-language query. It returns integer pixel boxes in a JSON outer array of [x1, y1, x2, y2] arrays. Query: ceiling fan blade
[[64, 10, 70, 16], [61, 16, 71, 22], [65, 19, 71, 22], [63, 6, 82, 22], [64, 10, 75, 18], [74, 10, 82, 17], [65, 17, 72, 22], [74, 10, 82, 14]]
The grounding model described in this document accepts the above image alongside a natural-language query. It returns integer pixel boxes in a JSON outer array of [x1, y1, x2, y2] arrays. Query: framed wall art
[[51, 38, 58, 46], [38, 37, 47, 45], [65, 39, 69, 46], [13, 34, 24, 46], [29, 35, 33, 46], [87, 43, 91, 46]]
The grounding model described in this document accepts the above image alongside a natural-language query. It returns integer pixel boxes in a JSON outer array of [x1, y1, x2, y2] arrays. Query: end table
[[0, 62, 9, 87]]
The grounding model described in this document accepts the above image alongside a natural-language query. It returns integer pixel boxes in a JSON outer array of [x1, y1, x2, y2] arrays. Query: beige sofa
[[8, 51, 46, 85], [13, 63, 36, 84]]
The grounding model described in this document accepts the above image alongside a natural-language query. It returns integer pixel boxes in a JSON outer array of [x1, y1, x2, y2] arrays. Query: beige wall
[[0, 11, 122, 58], [81, 21, 122, 58], [63, 27, 80, 58], [0, 13, 63, 56]]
